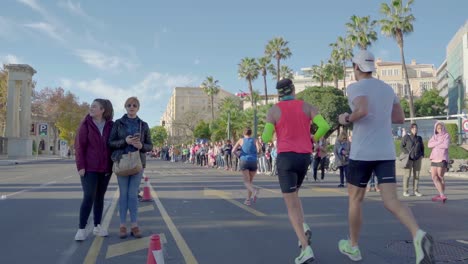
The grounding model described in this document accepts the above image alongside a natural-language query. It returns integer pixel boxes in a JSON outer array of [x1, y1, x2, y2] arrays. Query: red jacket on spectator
[[75, 114, 114, 173]]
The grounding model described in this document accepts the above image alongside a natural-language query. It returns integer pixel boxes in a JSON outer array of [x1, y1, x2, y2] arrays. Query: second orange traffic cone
[[140, 174, 153, 202]]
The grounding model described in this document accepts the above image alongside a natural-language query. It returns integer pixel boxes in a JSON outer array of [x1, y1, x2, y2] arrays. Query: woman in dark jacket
[[401, 123, 425, 197], [109, 97, 153, 239], [74, 99, 114, 241]]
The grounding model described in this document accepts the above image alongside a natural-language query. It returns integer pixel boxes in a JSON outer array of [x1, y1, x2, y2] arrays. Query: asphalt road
[[1, 159, 468, 264]]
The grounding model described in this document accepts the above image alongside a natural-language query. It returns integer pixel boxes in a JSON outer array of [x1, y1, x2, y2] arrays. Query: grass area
[[394, 139, 468, 159]]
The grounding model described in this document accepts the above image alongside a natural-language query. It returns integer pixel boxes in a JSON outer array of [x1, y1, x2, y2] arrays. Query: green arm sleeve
[[313, 114, 331, 141], [262, 123, 275, 143]]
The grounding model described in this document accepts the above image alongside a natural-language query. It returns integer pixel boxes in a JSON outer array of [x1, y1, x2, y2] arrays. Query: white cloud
[[60, 72, 200, 125], [24, 22, 65, 42], [58, 0, 86, 17], [58, 0, 106, 29], [1, 54, 22, 65], [74, 49, 138, 72], [17, 0, 43, 13]]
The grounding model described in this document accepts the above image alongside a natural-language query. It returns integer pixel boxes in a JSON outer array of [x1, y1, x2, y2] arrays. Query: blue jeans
[[117, 170, 143, 224]]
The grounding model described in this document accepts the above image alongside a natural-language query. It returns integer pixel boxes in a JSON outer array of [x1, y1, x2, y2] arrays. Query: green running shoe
[[295, 245, 315, 264], [338, 239, 362, 261], [413, 231, 435, 264]]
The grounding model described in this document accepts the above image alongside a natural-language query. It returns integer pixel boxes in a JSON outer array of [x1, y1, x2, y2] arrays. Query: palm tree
[[311, 61, 330, 88], [238, 58, 259, 108], [330, 36, 353, 91], [265, 37, 292, 82], [380, 0, 416, 120], [272, 65, 294, 81], [257, 56, 275, 105], [200, 76, 220, 121], [325, 58, 344, 89], [346, 15, 378, 50]]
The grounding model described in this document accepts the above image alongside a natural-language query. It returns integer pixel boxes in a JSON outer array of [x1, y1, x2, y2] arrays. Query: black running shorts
[[277, 152, 310, 193], [239, 160, 257, 171], [347, 159, 396, 188]]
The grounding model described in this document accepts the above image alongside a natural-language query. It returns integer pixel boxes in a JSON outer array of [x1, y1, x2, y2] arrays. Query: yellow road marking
[[203, 188, 267, 217], [253, 184, 281, 194], [106, 233, 167, 259], [151, 184, 199, 264], [84, 190, 119, 264]]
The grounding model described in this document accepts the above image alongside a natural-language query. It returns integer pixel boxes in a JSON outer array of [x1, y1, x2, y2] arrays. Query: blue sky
[[1, 0, 467, 127]]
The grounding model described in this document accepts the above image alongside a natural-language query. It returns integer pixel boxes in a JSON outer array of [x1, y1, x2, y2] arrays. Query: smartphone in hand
[[133, 133, 141, 139]]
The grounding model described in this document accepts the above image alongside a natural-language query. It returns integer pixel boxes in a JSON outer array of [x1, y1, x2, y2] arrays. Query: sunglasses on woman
[[126, 104, 138, 108]]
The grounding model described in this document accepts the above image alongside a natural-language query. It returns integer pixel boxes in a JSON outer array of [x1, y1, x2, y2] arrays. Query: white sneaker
[[75, 228, 87, 241], [414, 191, 423, 197], [403, 192, 410, 197], [93, 224, 109, 237]]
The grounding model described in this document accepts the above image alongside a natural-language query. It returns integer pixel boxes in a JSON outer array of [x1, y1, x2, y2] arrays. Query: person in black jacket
[[109, 97, 153, 239], [401, 123, 425, 197]]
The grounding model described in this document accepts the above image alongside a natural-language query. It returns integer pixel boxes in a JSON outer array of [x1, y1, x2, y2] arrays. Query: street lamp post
[[446, 70, 464, 145]]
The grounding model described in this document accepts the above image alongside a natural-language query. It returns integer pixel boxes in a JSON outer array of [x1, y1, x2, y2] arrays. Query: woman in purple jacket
[[428, 121, 450, 202], [74, 99, 114, 241]]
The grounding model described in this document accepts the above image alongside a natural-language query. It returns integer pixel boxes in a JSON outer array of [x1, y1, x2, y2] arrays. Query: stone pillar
[[4, 64, 36, 159]]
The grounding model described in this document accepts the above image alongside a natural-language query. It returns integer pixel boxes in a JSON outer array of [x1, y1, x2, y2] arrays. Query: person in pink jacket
[[428, 121, 450, 202]]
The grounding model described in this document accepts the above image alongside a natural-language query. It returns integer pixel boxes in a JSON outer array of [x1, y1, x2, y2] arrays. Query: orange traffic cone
[[147, 234, 164, 264], [140, 175, 153, 202]]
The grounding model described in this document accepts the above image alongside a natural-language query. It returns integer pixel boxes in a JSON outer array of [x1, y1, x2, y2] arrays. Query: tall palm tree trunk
[[211, 94, 215, 121], [343, 62, 347, 94], [276, 55, 281, 82], [334, 75, 338, 89], [248, 79, 254, 108], [399, 43, 414, 120], [263, 74, 268, 105]]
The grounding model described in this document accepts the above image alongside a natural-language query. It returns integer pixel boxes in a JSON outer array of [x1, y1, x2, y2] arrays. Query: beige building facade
[[161, 87, 238, 142], [294, 58, 437, 98]]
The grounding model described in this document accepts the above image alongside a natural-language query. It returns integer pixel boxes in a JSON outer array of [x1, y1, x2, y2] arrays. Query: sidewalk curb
[[445, 172, 468, 179], [0, 158, 67, 166]]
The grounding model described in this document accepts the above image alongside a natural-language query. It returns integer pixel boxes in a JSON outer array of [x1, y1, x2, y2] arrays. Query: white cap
[[352, 50, 376, 73]]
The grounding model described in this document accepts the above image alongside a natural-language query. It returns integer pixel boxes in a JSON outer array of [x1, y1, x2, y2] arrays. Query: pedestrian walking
[[312, 138, 327, 182], [262, 78, 331, 264], [401, 123, 425, 197], [334, 132, 350, 188], [74, 99, 114, 241], [109, 97, 153, 239], [337, 50, 434, 263], [232, 127, 261, 206], [428, 121, 450, 202]]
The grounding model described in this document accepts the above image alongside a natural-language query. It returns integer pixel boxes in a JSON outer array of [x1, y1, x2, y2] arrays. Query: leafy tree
[[296, 86, 351, 136], [32, 87, 67, 154], [346, 15, 378, 50], [55, 92, 89, 149], [193, 120, 211, 140], [200, 76, 220, 121], [400, 97, 410, 117], [380, 0, 417, 120], [238, 57, 259, 108], [0, 69, 6, 136], [414, 89, 445, 117], [265, 37, 292, 82], [171, 111, 203, 142], [217, 97, 244, 140], [445, 123, 458, 145], [257, 56, 275, 105], [150, 126, 168, 147], [271, 65, 294, 81]]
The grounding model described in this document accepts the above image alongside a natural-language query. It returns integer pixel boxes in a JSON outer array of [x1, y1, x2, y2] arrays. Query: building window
[[393, 69, 399, 76], [419, 81, 432, 92]]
